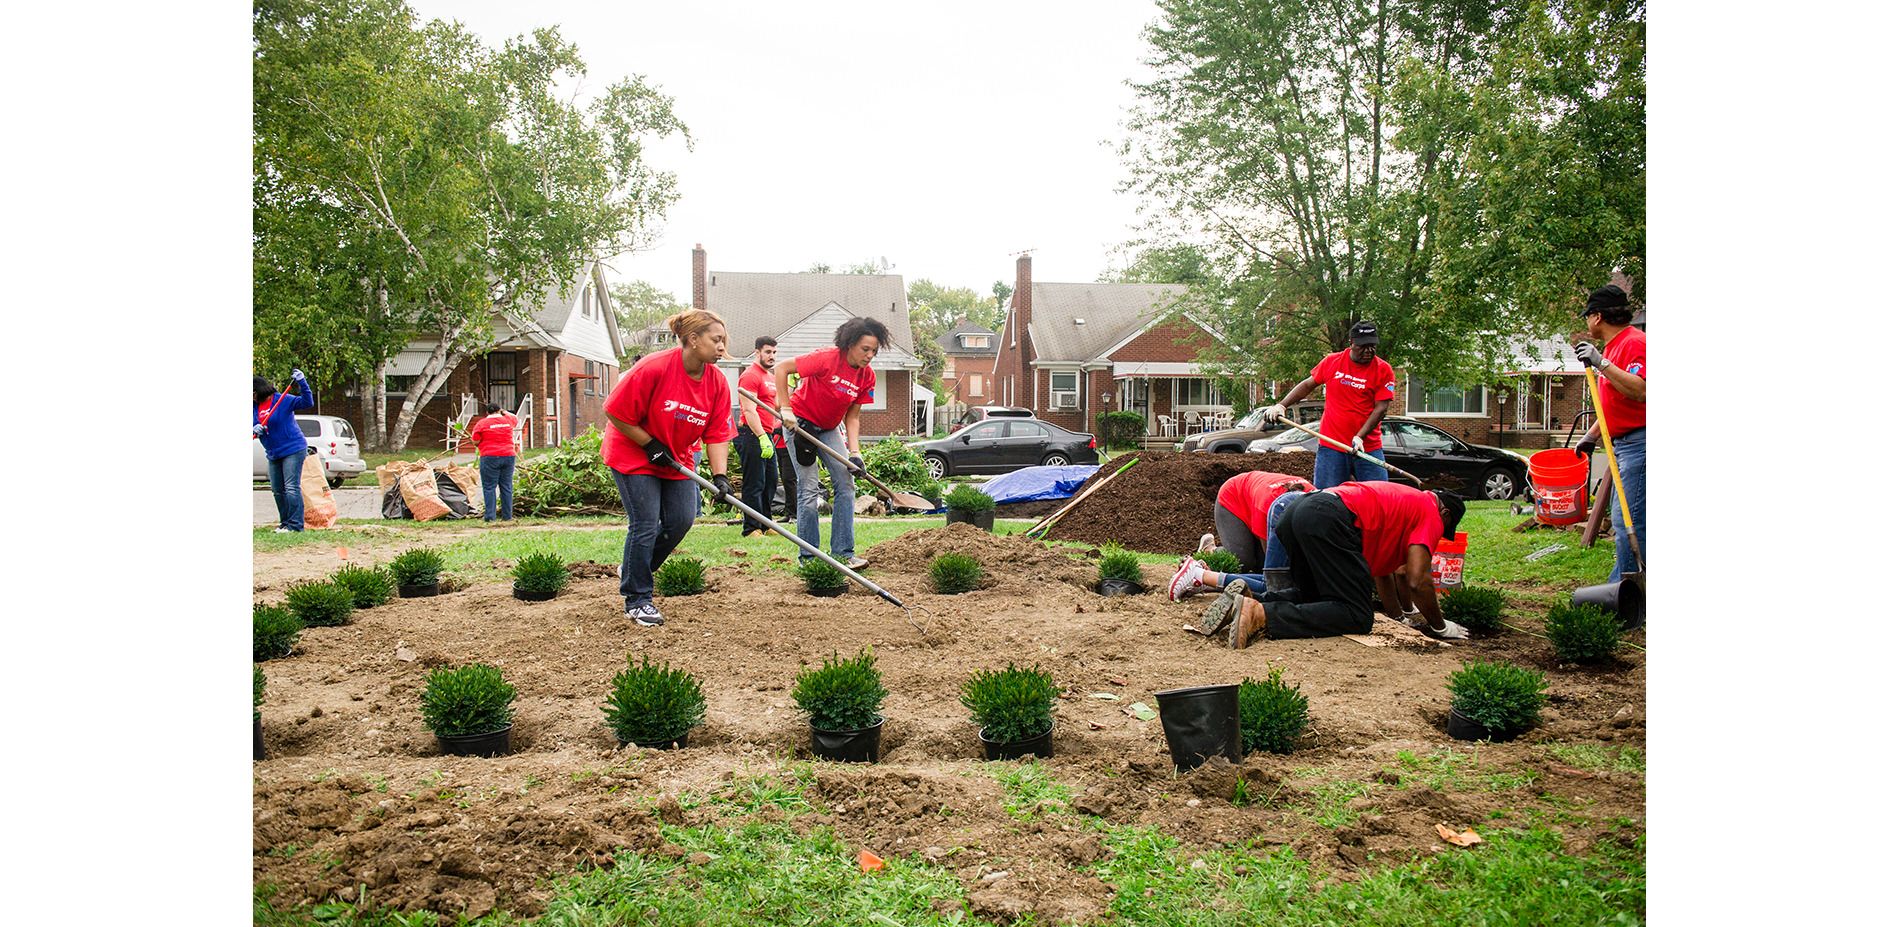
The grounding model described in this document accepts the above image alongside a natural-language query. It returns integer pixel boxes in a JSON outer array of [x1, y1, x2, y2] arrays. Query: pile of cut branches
[[514, 428, 624, 516]]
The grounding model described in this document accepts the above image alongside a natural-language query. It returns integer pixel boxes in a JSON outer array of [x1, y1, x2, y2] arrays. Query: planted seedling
[[1199, 549, 1245, 576], [928, 553, 986, 594], [1097, 544, 1143, 585], [1544, 600, 1622, 663], [1238, 667, 1309, 755], [283, 580, 354, 628], [330, 563, 396, 609], [795, 558, 848, 595], [1439, 585, 1506, 633], [511, 551, 570, 596], [791, 648, 887, 732], [654, 557, 708, 596], [943, 484, 996, 513], [961, 663, 1058, 744], [389, 548, 446, 587], [1446, 660, 1547, 737], [419, 663, 517, 738], [253, 604, 303, 661], [601, 654, 707, 745]]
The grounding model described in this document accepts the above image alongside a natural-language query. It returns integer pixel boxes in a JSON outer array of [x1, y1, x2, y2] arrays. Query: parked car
[[1176, 406, 1295, 453], [1246, 416, 1530, 501], [911, 417, 1097, 479], [252, 414, 367, 489], [955, 405, 1035, 427]]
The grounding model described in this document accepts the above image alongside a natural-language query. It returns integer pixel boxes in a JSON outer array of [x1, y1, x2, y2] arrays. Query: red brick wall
[[1109, 316, 1205, 362]]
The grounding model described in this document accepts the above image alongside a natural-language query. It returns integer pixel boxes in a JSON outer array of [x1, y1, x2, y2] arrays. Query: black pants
[[733, 427, 776, 533], [776, 431, 798, 520], [1257, 492, 1376, 638]]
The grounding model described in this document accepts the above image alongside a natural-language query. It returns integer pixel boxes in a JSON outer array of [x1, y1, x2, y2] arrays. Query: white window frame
[[863, 370, 888, 411], [1050, 370, 1080, 409], [969, 373, 984, 397], [1405, 378, 1489, 416]]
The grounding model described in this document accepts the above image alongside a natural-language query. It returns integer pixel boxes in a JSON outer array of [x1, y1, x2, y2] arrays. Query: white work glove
[[1573, 341, 1606, 370], [1263, 403, 1286, 422], [252, 423, 266, 437], [1351, 435, 1366, 453], [291, 368, 306, 381]]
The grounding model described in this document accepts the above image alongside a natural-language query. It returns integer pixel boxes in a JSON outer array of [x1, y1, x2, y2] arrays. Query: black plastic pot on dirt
[[254, 718, 266, 761], [1447, 706, 1531, 742], [398, 583, 440, 598], [946, 509, 995, 532], [1098, 578, 1144, 596], [621, 733, 689, 750], [1154, 684, 1242, 772], [512, 585, 557, 602], [979, 721, 1054, 761], [810, 717, 883, 763], [1571, 577, 1644, 630], [808, 585, 848, 598], [437, 726, 512, 758]]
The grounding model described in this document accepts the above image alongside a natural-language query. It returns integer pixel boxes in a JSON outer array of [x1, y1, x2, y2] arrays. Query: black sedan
[[1246, 416, 1530, 501], [911, 417, 1098, 479]]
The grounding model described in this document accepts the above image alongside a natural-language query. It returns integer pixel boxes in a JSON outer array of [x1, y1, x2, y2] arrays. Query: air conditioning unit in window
[[1054, 394, 1078, 409]]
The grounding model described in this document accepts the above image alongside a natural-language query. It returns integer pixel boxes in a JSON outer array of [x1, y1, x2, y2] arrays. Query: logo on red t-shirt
[[660, 399, 710, 427]]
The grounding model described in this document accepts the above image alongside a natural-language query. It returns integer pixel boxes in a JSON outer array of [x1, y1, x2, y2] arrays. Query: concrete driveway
[[253, 485, 393, 525]]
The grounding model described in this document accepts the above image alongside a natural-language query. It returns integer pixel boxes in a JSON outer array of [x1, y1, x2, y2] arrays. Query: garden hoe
[[1573, 357, 1644, 628], [736, 386, 935, 511], [663, 458, 933, 640], [1270, 415, 1426, 488]]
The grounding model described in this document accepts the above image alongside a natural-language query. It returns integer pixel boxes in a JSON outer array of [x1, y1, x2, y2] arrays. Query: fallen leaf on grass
[[1124, 702, 1156, 721], [858, 849, 884, 872], [1106, 676, 1129, 686], [1435, 823, 1482, 846], [1087, 720, 1108, 730], [335, 547, 349, 559], [1551, 764, 1596, 778]]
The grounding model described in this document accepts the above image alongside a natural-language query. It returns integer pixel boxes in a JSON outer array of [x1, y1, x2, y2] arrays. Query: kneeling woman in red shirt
[[602, 309, 737, 627]]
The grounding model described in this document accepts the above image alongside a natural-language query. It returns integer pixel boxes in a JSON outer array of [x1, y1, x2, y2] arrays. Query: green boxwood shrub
[[795, 558, 847, 594], [601, 655, 707, 744], [1199, 549, 1245, 576], [1545, 601, 1622, 662], [389, 548, 445, 587], [253, 604, 303, 662], [283, 580, 354, 628], [1239, 667, 1310, 754], [1446, 661, 1547, 734], [961, 663, 1058, 744], [943, 484, 996, 513], [512, 551, 571, 595], [862, 438, 934, 494], [1098, 544, 1143, 584], [654, 557, 708, 596], [330, 563, 396, 609], [419, 663, 517, 738], [1096, 411, 1144, 449], [928, 553, 986, 594], [791, 648, 887, 732], [1439, 585, 1507, 632]]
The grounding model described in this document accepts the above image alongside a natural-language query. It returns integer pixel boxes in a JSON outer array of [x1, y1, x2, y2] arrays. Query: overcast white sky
[[405, 0, 1167, 303]]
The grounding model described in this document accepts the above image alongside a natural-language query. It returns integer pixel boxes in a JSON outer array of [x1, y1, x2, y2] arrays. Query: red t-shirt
[[737, 362, 781, 434], [468, 412, 518, 457], [1327, 481, 1443, 577], [1311, 351, 1396, 450], [789, 347, 876, 429], [601, 348, 737, 477], [1215, 471, 1317, 540], [1596, 327, 1646, 439]]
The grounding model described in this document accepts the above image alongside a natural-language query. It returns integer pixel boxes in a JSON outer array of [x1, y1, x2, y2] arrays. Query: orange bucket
[[1528, 449, 1590, 525]]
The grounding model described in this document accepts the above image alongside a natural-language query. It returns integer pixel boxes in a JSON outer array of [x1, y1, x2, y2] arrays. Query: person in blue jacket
[[255, 369, 315, 532]]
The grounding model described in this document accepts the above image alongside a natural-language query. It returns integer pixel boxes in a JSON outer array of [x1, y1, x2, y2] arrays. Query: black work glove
[[847, 455, 867, 478], [710, 473, 733, 500], [1574, 436, 1596, 459], [642, 438, 676, 471]]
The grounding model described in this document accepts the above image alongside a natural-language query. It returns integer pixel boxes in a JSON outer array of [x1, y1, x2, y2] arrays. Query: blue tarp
[[977, 464, 1101, 504]]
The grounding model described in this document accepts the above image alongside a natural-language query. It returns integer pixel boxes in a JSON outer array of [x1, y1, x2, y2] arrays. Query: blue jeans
[[1211, 490, 1305, 594], [1606, 427, 1645, 583], [267, 447, 308, 531], [1312, 445, 1387, 489], [480, 455, 515, 521], [611, 469, 700, 609], [790, 423, 855, 561]]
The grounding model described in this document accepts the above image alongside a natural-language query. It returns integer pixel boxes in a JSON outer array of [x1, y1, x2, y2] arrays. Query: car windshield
[[1259, 426, 1309, 446], [1234, 407, 1268, 431]]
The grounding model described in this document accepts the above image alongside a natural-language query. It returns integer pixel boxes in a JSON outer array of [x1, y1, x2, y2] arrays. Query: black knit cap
[[1582, 284, 1629, 315], [253, 375, 274, 394], [1432, 490, 1465, 540]]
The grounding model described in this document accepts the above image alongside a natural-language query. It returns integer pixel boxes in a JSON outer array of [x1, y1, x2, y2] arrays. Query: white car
[[253, 414, 367, 489]]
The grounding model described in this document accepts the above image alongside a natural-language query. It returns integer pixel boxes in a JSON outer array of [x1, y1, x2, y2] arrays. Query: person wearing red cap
[[1572, 284, 1645, 583], [1258, 320, 1395, 489]]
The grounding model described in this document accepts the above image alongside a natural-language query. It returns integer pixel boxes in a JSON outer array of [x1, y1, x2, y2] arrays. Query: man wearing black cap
[[1573, 284, 1645, 583], [1259, 320, 1396, 489], [1202, 481, 1469, 646]]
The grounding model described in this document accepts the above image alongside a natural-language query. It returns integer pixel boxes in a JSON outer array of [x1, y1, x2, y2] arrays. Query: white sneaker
[[1166, 556, 1203, 602], [273, 527, 293, 533], [626, 603, 665, 627], [1197, 533, 1218, 555]]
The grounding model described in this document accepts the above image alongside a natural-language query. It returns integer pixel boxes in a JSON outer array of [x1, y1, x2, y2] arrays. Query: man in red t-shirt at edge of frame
[[1571, 283, 1645, 584], [1258, 319, 1396, 489], [772, 316, 891, 572], [734, 335, 782, 538]]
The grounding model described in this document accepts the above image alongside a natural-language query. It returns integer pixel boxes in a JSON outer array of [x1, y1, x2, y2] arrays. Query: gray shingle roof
[[1024, 282, 1191, 362], [706, 272, 915, 358], [936, 321, 1000, 356]]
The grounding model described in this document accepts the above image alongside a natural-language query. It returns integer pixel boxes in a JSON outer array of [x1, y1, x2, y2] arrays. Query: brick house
[[935, 320, 1001, 413], [691, 245, 929, 437]]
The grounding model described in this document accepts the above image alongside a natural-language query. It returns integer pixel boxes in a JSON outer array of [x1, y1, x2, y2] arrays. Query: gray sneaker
[[1197, 533, 1218, 555], [1197, 579, 1251, 636], [842, 556, 869, 571], [626, 603, 665, 627]]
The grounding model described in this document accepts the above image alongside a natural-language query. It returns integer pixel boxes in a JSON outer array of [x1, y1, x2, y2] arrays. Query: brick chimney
[[1014, 253, 1033, 407], [692, 244, 707, 311]]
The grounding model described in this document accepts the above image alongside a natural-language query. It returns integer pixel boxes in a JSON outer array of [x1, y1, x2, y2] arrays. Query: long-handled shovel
[[663, 458, 933, 640], [1271, 415, 1425, 487], [1581, 365, 1644, 582], [736, 386, 935, 511]]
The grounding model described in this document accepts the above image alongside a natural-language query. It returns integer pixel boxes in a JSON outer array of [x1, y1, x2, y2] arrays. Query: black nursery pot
[[1098, 578, 1144, 596], [254, 717, 266, 761], [946, 508, 996, 532], [437, 726, 512, 758], [1571, 578, 1645, 630], [1447, 706, 1528, 742], [810, 717, 884, 763], [980, 721, 1055, 761], [513, 585, 557, 602], [1154, 684, 1242, 772], [398, 582, 440, 598], [809, 584, 849, 598], [622, 732, 690, 751]]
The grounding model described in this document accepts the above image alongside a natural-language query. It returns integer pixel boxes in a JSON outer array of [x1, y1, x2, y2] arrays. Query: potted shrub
[[601, 655, 707, 749], [927, 553, 986, 595], [943, 484, 996, 532], [419, 663, 518, 757], [1097, 544, 1144, 596], [254, 664, 267, 761], [330, 563, 396, 609], [1439, 586, 1507, 633], [654, 557, 708, 596], [1238, 667, 1309, 755], [1445, 660, 1547, 742], [960, 663, 1058, 760], [791, 648, 888, 763], [1544, 600, 1622, 663], [283, 580, 354, 628], [390, 548, 446, 597], [511, 551, 570, 602], [795, 558, 849, 597], [253, 604, 303, 662]]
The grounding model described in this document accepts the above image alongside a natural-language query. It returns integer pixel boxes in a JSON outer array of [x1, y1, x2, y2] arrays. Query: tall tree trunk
[[357, 372, 384, 452]]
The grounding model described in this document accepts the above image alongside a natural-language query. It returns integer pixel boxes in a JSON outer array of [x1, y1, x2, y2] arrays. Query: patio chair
[[1156, 414, 1178, 438]]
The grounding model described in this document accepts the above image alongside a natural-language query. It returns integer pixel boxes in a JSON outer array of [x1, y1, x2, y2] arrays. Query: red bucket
[[1528, 449, 1590, 525], [1430, 532, 1467, 590]]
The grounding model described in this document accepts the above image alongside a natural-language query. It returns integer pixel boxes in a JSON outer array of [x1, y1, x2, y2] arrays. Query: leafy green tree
[[1099, 244, 1215, 285], [254, 0, 690, 450], [990, 281, 1012, 318], [610, 280, 687, 364]]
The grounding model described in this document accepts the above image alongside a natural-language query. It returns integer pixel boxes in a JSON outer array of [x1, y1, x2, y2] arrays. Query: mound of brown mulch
[[1043, 450, 1317, 554]]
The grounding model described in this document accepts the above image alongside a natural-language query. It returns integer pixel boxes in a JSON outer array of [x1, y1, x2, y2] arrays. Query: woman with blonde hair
[[601, 309, 736, 627]]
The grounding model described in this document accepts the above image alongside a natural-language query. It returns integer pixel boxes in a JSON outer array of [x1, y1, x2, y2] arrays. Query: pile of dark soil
[[1045, 450, 1318, 554]]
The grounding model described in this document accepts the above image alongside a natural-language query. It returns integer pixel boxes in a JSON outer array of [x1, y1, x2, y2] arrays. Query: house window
[[385, 374, 417, 397], [970, 374, 984, 397], [1406, 379, 1487, 415], [1178, 377, 1223, 406], [580, 285, 593, 319], [863, 370, 887, 411], [583, 359, 595, 396], [960, 334, 989, 349], [1051, 371, 1079, 409]]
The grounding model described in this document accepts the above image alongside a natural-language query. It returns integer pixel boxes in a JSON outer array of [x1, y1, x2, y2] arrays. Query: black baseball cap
[[1581, 284, 1629, 315], [1432, 490, 1465, 540], [1348, 321, 1378, 345]]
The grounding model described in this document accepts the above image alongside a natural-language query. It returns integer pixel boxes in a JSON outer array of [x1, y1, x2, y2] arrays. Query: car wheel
[[1213, 444, 1240, 454], [1041, 452, 1070, 467], [327, 476, 345, 490], [924, 454, 949, 480], [1481, 467, 1519, 501]]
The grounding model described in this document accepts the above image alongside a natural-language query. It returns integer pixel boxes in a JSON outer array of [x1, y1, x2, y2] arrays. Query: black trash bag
[[434, 470, 473, 519], [382, 482, 412, 519]]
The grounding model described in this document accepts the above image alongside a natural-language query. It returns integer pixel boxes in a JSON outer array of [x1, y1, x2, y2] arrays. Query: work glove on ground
[[710, 473, 733, 500], [847, 455, 867, 478], [758, 434, 774, 459], [1574, 436, 1597, 459], [1262, 403, 1286, 422], [642, 438, 676, 471], [1574, 341, 1606, 370]]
